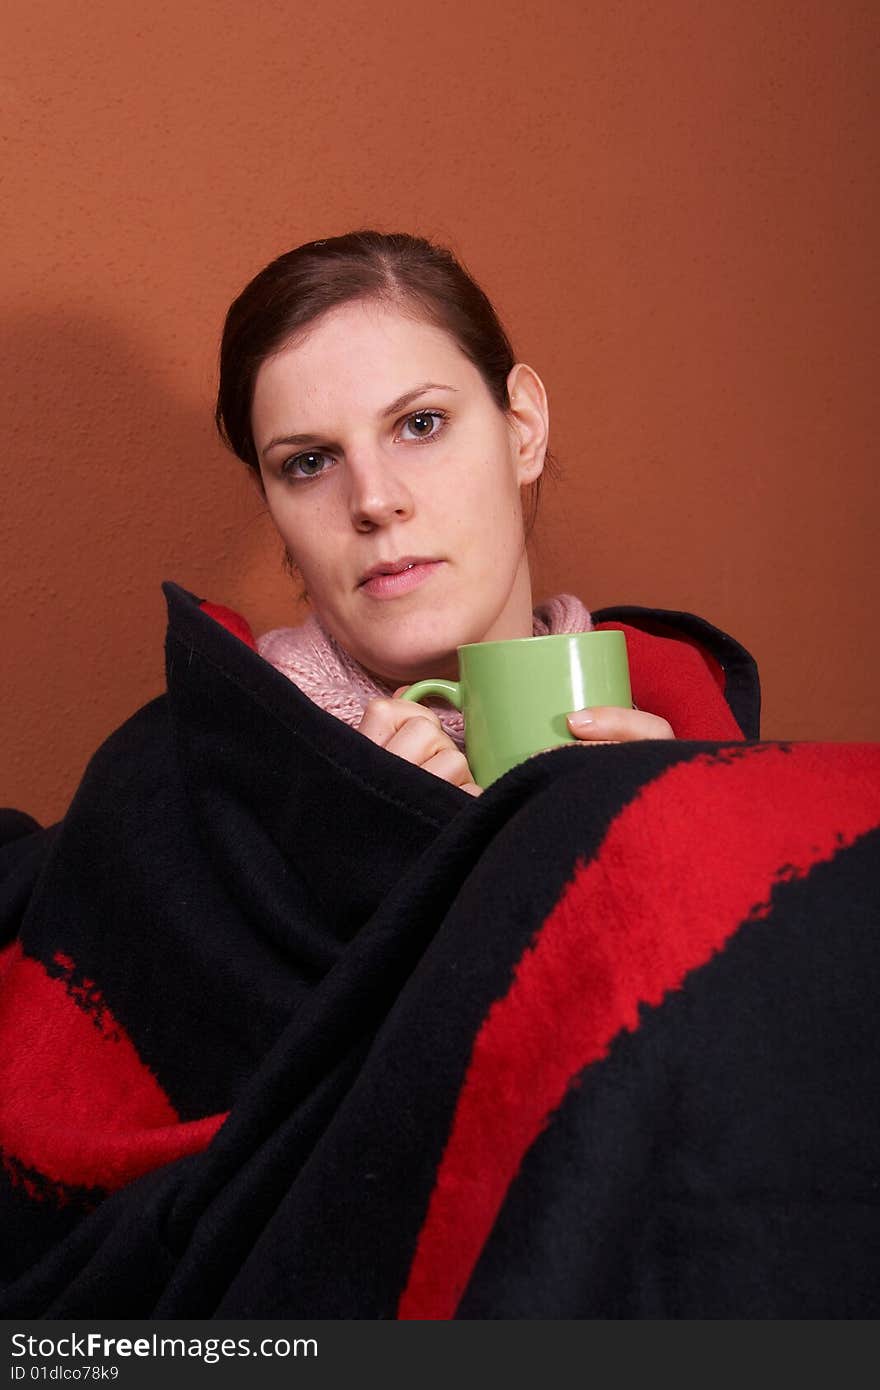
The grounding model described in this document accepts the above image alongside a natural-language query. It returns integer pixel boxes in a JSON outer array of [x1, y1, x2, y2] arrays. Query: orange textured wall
[[2, 0, 877, 827]]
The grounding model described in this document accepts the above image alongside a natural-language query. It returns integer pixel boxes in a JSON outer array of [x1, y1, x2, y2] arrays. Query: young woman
[[4, 232, 803, 1322], [216, 230, 686, 796]]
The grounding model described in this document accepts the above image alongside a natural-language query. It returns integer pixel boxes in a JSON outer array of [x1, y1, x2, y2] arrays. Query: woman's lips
[[359, 560, 445, 599]]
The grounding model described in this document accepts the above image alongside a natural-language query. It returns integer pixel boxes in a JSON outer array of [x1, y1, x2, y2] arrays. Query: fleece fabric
[[0, 582, 877, 1318]]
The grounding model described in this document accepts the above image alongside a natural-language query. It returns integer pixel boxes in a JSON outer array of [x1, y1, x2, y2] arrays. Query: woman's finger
[[359, 697, 481, 792], [566, 706, 675, 742], [385, 715, 454, 764], [358, 696, 442, 748], [420, 745, 478, 788]]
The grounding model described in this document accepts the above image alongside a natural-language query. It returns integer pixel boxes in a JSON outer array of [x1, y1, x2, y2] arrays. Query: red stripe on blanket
[[199, 601, 257, 650], [398, 742, 880, 1319], [593, 622, 743, 741], [0, 943, 228, 1200]]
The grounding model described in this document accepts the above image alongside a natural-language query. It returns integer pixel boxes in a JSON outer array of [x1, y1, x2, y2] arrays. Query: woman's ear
[[506, 363, 549, 485]]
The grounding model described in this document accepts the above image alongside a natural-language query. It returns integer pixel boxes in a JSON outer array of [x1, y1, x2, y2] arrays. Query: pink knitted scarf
[[257, 595, 593, 748]]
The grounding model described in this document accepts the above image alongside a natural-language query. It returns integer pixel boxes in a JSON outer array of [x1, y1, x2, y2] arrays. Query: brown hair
[[216, 230, 551, 532]]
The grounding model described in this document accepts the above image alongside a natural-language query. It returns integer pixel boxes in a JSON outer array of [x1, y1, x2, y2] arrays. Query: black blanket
[[1, 583, 878, 1318]]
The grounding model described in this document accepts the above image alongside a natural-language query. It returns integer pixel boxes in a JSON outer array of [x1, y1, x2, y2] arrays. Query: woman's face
[[251, 299, 548, 684]]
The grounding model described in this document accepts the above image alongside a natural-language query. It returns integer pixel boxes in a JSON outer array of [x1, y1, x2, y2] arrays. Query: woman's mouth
[[358, 559, 445, 599]]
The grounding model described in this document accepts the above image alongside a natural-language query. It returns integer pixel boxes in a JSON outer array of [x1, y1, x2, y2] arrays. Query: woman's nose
[[347, 455, 414, 530]]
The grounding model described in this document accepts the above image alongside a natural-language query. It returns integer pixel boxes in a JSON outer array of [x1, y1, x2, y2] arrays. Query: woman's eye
[[399, 410, 446, 441], [283, 451, 331, 479]]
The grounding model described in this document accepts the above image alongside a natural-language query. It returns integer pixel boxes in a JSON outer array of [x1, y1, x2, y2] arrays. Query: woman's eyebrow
[[380, 382, 458, 417], [261, 383, 458, 458]]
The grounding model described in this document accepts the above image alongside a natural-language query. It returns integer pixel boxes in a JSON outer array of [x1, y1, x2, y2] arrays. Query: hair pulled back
[[216, 230, 547, 528]]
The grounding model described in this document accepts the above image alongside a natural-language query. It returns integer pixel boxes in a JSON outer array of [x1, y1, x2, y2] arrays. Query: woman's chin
[[350, 617, 468, 686], [359, 641, 461, 688]]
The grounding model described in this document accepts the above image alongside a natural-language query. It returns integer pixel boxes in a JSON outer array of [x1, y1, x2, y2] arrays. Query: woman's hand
[[358, 695, 483, 796], [566, 707, 675, 743]]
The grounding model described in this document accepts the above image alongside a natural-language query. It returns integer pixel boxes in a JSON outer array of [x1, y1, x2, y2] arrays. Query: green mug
[[400, 629, 632, 787]]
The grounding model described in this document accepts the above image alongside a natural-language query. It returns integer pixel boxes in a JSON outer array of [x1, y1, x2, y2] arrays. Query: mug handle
[[399, 679, 463, 711]]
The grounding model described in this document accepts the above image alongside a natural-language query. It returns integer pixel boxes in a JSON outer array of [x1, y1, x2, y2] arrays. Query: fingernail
[[567, 711, 595, 730]]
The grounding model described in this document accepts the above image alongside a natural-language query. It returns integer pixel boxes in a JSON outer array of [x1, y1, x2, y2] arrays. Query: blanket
[[0, 582, 878, 1318]]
